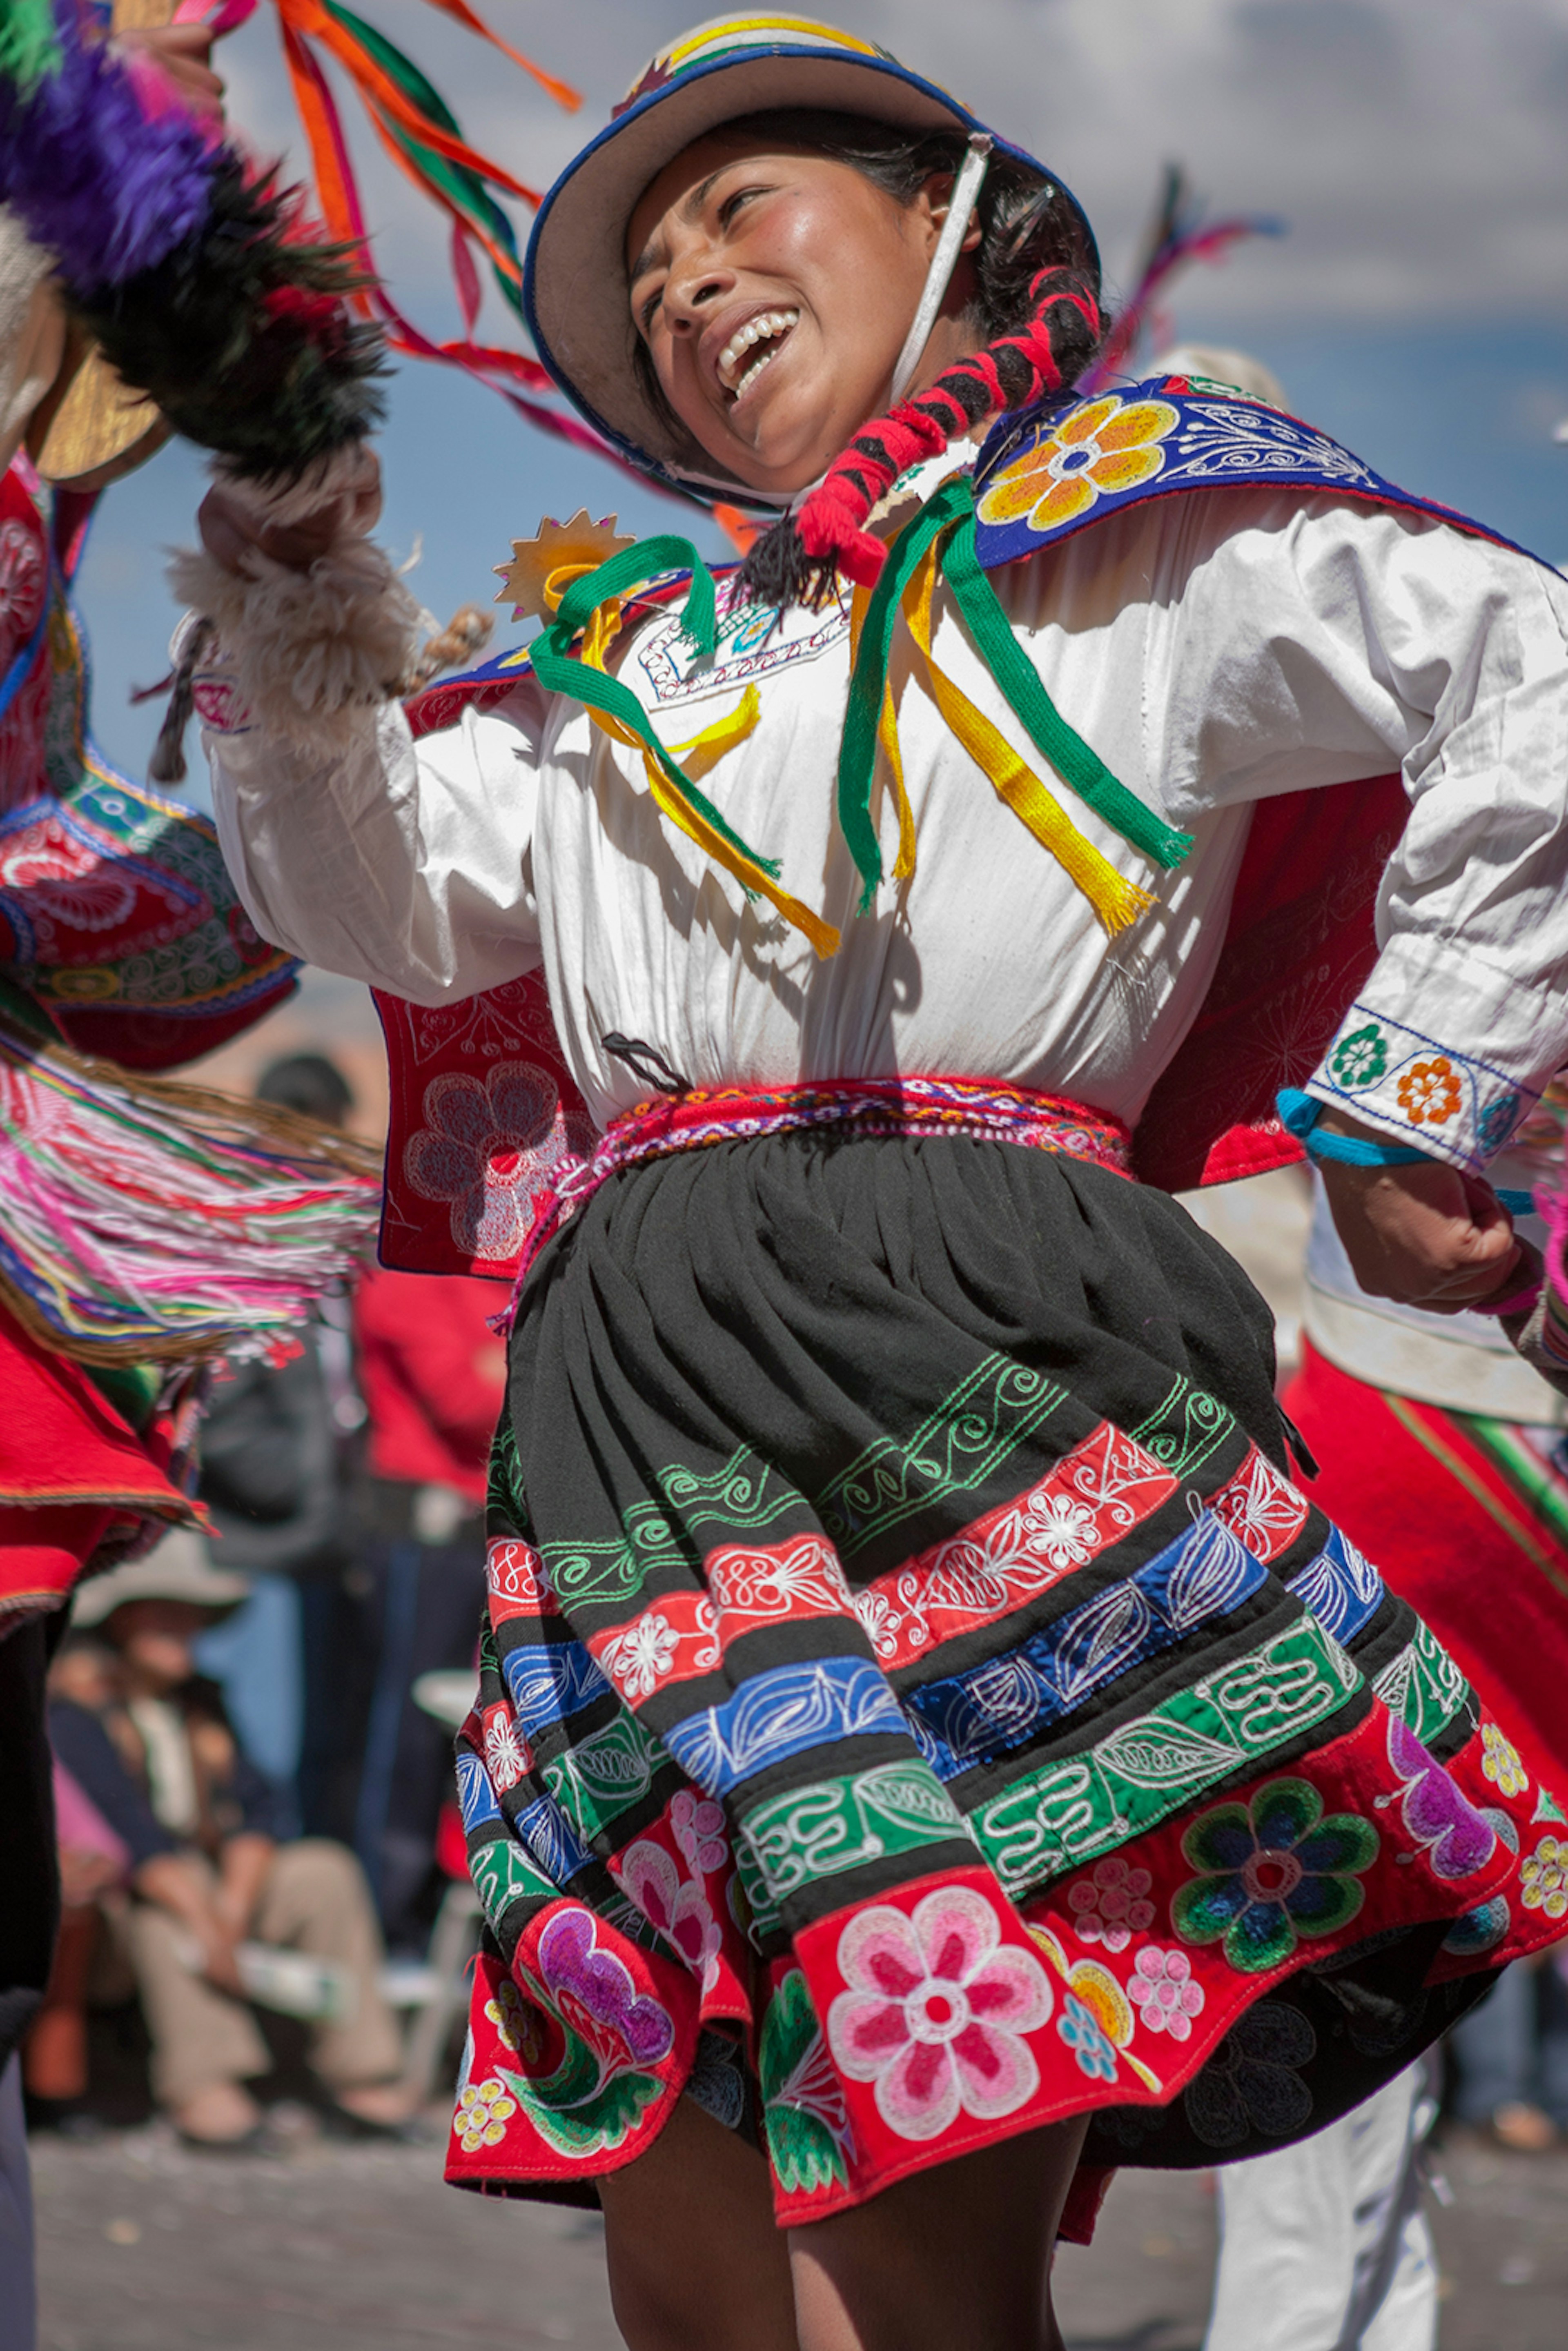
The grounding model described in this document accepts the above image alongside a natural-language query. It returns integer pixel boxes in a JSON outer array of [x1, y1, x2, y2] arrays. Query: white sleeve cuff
[[1304, 933, 1567, 1171]]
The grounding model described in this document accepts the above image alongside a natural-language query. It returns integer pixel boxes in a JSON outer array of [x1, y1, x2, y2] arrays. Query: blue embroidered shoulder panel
[[414, 373, 1545, 723], [969, 372, 1544, 573]]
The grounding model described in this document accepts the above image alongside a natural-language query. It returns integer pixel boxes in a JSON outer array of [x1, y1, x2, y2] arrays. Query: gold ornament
[[495, 510, 637, 622]]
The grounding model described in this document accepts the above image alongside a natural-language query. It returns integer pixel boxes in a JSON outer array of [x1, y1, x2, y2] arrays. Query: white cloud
[[210, 0, 1568, 334]]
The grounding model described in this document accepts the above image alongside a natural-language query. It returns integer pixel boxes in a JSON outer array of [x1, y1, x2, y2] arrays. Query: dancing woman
[[190, 20, 1568, 2347]]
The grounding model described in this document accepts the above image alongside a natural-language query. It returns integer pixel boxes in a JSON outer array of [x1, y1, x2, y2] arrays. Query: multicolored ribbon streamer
[[837, 472, 1191, 924], [532, 546, 839, 958]]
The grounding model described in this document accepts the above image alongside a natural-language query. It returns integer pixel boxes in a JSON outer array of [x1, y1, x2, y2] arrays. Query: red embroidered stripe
[[1205, 1445, 1311, 1565], [853, 1421, 1177, 1672]]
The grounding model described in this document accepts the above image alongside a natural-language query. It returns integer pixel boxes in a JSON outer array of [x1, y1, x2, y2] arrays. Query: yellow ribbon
[[578, 608, 840, 958], [900, 546, 1156, 937]]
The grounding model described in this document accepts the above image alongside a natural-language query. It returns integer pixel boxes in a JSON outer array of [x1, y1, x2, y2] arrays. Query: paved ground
[[29, 2116, 1568, 2350]]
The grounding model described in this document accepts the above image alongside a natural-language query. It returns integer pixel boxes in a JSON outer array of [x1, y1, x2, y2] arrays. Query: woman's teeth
[[717, 309, 798, 398]]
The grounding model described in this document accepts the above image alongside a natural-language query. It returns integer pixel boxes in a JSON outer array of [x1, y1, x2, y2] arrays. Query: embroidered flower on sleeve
[[456, 2075, 517, 2151], [976, 395, 1180, 534], [1066, 1855, 1156, 1953], [1057, 1993, 1119, 2081], [1476, 1091, 1523, 1154], [827, 1885, 1053, 2142], [1172, 1777, 1378, 1973], [1480, 1723, 1528, 1800], [1396, 1057, 1462, 1129], [1521, 1834, 1568, 1919], [1328, 1024, 1388, 1088], [1127, 1946, 1205, 2040]]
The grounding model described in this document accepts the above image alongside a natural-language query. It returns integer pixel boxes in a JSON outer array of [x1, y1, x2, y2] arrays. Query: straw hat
[[72, 1527, 250, 1628], [523, 13, 1091, 498]]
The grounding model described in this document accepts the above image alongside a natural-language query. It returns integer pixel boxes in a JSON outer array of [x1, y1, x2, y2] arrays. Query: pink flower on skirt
[[1066, 1855, 1155, 1953], [827, 1885, 1053, 2142], [620, 1839, 724, 1993], [1127, 1946, 1205, 2040]]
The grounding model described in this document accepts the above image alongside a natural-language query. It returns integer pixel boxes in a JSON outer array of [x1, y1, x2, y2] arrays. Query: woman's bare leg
[[597, 2094, 798, 2351], [597, 2096, 1090, 2351], [788, 2116, 1091, 2351]]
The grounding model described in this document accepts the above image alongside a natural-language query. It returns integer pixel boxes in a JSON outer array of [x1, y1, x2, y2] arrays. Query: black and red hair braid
[[737, 267, 1102, 611]]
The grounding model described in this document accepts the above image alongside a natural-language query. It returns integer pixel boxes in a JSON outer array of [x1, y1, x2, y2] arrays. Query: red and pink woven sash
[[501, 1075, 1131, 1326]]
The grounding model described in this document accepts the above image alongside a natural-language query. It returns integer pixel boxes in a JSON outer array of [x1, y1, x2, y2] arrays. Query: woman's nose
[[664, 257, 733, 334]]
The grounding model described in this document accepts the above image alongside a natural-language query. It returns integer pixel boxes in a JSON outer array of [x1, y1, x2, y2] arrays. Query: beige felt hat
[[72, 1527, 250, 1628], [522, 14, 1091, 499]]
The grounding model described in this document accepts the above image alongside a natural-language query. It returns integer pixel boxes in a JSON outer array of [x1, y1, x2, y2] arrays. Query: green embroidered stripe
[[1126, 1374, 1236, 1482], [940, 504, 1194, 872], [541, 1711, 664, 1842], [470, 1830, 559, 1932], [1372, 1620, 1472, 1747], [971, 1614, 1361, 1897], [737, 1759, 972, 1916], [654, 1449, 804, 1541], [816, 1356, 1068, 1561]]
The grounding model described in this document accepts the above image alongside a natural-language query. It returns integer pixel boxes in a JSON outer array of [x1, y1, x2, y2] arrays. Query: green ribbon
[[835, 474, 1194, 913], [530, 539, 780, 881]]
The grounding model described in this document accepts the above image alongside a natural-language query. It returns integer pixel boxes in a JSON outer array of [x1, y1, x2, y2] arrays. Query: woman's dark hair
[[627, 107, 1103, 606]]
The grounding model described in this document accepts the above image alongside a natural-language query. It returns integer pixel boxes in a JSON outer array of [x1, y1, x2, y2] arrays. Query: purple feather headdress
[[0, 0, 384, 476]]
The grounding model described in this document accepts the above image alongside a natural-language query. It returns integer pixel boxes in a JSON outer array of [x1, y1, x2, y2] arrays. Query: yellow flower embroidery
[[456, 2075, 518, 2152], [1480, 1723, 1528, 1800], [977, 395, 1180, 534], [1521, 1835, 1568, 1919], [1396, 1057, 1461, 1127]]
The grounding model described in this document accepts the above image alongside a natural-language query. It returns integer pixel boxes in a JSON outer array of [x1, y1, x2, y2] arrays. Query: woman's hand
[[197, 444, 384, 577], [1317, 1110, 1538, 1312]]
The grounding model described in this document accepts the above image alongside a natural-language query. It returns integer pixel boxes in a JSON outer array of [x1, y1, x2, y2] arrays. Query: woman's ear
[[917, 172, 984, 258]]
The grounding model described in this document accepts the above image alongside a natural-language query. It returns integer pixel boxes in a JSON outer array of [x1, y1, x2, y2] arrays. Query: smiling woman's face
[[626, 133, 974, 495]]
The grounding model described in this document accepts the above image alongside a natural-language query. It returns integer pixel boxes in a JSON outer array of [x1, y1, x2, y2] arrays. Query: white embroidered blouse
[[206, 474, 1568, 1171]]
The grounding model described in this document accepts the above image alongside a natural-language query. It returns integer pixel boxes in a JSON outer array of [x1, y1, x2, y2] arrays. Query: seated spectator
[[49, 1534, 411, 2148]]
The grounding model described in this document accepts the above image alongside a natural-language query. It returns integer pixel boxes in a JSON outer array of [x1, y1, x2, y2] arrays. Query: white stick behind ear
[[889, 134, 993, 407]]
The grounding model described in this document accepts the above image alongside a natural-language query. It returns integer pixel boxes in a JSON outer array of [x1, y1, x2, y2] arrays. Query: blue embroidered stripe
[[457, 1747, 503, 1834], [903, 1510, 1266, 1777], [512, 1792, 597, 1886], [660, 1656, 911, 1799], [1285, 1523, 1385, 1646], [501, 1637, 614, 1737]]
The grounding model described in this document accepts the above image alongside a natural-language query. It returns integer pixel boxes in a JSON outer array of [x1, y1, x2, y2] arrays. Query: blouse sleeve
[[207, 673, 549, 1007], [1142, 493, 1568, 1172]]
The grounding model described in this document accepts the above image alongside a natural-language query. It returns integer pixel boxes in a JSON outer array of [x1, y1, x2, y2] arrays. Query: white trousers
[[1204, 2063, 1437, 2351]]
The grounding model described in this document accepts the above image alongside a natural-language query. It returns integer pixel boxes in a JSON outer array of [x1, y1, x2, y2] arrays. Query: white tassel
[[166, 444, 421, 750]]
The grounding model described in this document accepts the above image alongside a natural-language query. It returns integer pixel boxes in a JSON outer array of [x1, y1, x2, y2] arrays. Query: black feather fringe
[[68, 160, 387, 481]]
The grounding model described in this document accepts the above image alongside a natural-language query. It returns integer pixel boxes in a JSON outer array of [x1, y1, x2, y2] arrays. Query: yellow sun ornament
[[978, 395, 1181, 534], [496, 511, 639, 623]]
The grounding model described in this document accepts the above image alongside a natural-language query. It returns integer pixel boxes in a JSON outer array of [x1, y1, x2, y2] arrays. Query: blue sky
[[74, 0, 1568, 790]]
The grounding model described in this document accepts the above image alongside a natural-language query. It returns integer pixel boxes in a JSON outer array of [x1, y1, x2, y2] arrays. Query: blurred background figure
[[193, 1054, 366, 1838], [1448, 1952, 1568, 2151], [33, 1536, 410, 2150], [337, 1268, 505, 1958]]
